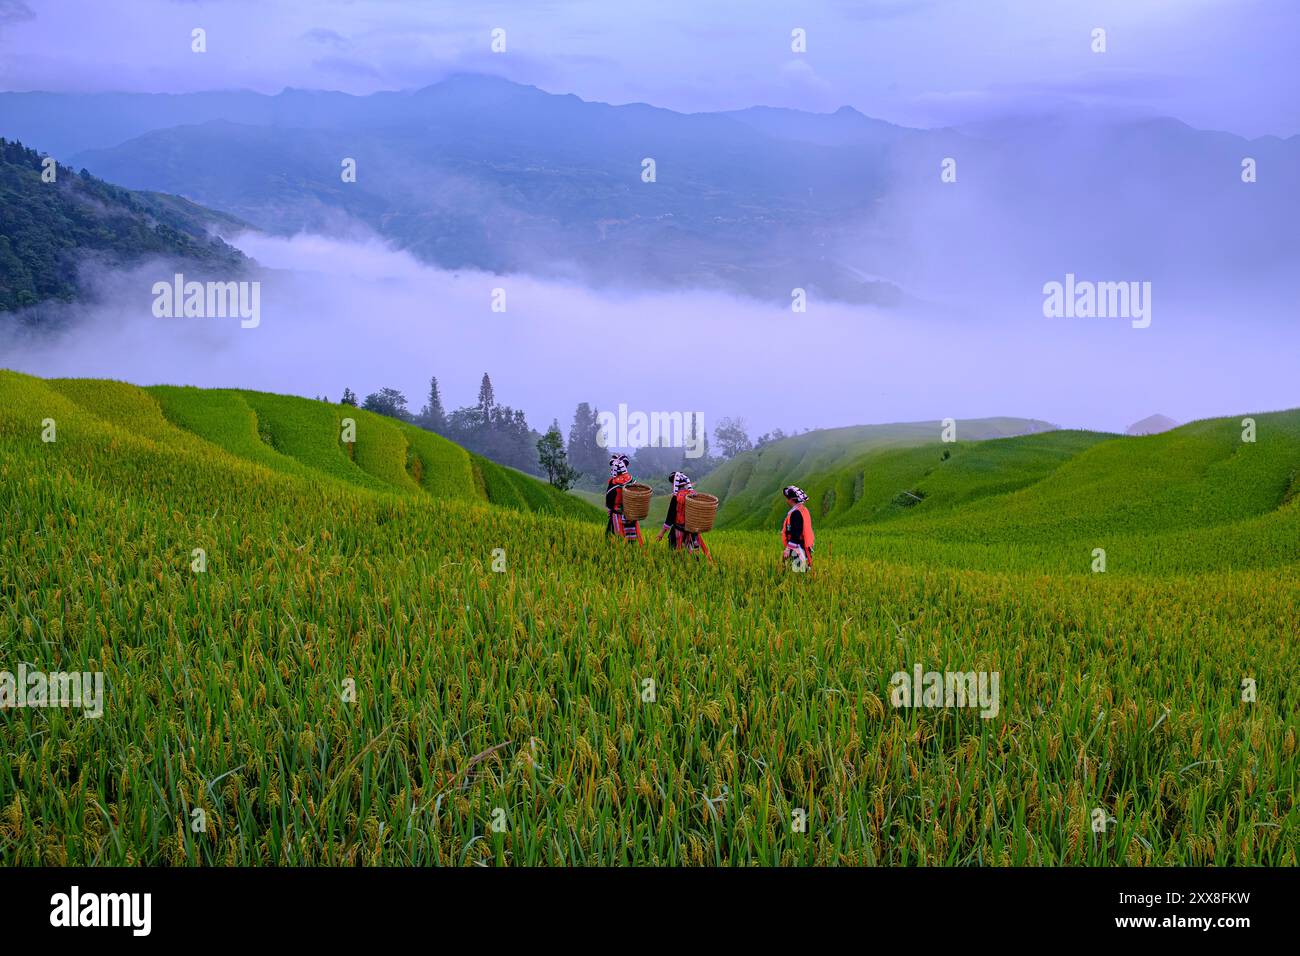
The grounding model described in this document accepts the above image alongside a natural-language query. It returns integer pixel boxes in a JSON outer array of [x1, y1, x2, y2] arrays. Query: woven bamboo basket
[[621, 483, 653, 522], [682, 492, 719, 533]]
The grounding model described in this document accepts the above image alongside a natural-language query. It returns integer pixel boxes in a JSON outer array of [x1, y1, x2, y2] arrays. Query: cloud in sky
[[0, 0, 1296, 136], [0, 0, 34, 27]]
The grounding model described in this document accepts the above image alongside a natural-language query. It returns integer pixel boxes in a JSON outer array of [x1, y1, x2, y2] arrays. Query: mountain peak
[[1126, 414, 1180, 436], [421, 73, 533, 94]]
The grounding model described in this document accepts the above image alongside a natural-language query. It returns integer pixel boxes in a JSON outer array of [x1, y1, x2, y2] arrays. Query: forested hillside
[[0, 138, 248, 313]]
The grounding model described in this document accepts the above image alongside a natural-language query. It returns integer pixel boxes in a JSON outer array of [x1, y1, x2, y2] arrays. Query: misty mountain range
[[3, 73, 1296, 310]]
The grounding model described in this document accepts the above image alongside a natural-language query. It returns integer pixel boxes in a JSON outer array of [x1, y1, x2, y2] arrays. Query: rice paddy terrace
[[1, 371, 1296, 865]]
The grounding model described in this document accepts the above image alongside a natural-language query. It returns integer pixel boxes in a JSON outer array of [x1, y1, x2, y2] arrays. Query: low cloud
[[2, 229, 1295, 438]]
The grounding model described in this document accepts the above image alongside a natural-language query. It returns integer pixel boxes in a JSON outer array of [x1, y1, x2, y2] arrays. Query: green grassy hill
[[1, 372, 1296, 867], [702, 414, 1300, 574], [31, 376, 600, 520], [701, 417, 1058, 529]]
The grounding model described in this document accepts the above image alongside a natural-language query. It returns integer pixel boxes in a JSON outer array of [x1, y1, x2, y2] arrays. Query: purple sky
[[1, 0, 1297, 137]]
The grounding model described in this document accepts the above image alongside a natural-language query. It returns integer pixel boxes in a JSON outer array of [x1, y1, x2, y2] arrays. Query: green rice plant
[[393, 421, 476, 500], [150, 386, 322, 481], [0, 372, 1294, 867]]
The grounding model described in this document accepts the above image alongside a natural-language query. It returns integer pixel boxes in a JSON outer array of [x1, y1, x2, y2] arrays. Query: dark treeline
[[337, 373, 779, 490], [340, 373, 541, 476]]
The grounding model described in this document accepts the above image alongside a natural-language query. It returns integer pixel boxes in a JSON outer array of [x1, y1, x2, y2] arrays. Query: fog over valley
[[4, 228, 1295, 438]]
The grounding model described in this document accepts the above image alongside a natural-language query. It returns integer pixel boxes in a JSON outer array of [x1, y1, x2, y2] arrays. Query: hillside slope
[[701, 416, 1058, 528], [705, 412, 1300, 531], [0, 139, 248, 314], [18, 374, 599, 521], [697, 410, 1300, 574]]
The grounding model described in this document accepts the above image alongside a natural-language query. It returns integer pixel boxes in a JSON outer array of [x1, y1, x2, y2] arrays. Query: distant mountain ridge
[[2, 74, 1297, 305], [44, 75, 904, 304], [0, 76, 930, 159]]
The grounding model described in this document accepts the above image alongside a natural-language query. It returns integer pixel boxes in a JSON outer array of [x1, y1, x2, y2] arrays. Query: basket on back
[[682, 492, 719, 533], [621, 483, 653, 522]]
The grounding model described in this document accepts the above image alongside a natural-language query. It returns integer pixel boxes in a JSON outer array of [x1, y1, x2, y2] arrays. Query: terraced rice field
[[1, 371, 1296, 865]]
